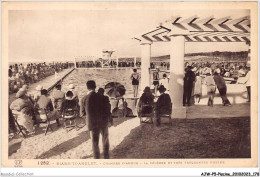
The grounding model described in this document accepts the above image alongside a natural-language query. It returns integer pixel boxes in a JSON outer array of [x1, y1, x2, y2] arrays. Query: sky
[[8, 8, 249, 62]]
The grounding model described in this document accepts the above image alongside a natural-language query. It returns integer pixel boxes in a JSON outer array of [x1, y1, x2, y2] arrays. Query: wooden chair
[[138, 102, 154, 124], [62, 108, 78, 132], [37, 108, 53, 136], [11, 110, 26, 138], [158, 103, 172, 125]]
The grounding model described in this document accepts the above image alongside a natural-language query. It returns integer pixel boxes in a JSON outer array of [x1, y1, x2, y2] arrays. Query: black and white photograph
[[1, 1, 258, 169]]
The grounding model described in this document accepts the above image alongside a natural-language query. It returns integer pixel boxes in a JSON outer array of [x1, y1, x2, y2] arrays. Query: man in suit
[[183, 66, 195, 106], [80, 80, 110, 159]]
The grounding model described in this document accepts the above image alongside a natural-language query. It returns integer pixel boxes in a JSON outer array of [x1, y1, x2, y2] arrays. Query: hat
[[16, 89, 26, 98], [22, 85, 28, 90], [143, 86, 151, 93], [69, 84, 75, 89], [191, 67, 197, 72], [36, 85, 43, 91], [158, 85, 166, 93]]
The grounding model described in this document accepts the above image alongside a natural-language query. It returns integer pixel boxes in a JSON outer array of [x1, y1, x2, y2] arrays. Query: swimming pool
[[60, 68, 140, 100]]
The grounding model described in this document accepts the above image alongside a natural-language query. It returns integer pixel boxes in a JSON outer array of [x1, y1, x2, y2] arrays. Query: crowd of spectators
[[76, 61, 102, 68], [182, 62, 250, 107], [184, 61, 248, 79], [9, 62, 74, 94], [76, 60, 142, 68]]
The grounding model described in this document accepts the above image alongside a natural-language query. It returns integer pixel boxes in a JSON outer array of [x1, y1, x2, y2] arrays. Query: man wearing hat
[[10, 88, 35, 133], [155, 85, 172, 126], [183, 66, 195, 106]]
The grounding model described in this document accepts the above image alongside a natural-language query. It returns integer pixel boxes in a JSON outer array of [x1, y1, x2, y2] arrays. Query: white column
[[116, 56, 119, 68], [169, 36, 186, 118], [141, 43, 151, 92], [134, 57, 137, 67]]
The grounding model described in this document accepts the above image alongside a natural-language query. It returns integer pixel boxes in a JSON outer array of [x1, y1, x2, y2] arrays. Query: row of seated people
[[9, 83, 172, 134], [9, 84, 79, 135], [137, 85, 172, 126]]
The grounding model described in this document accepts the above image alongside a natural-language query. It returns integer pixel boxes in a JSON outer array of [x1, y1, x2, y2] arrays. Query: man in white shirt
[[159, 73, 169, 92]]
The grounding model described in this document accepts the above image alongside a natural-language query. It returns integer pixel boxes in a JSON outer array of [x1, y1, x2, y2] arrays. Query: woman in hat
[[68, 84, 79, 103], [193, 73, 202, 104], [155, 85, 172, 126], [33, 85, 43, 103], [10, 88, 35, 133], [205, 73, 216, 106], [137, 87, 155, 116]]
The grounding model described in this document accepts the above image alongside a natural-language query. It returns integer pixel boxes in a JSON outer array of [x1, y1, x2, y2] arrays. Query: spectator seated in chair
[[10, 88, 35, 133], [155, 85, 172, 126], [51, 84, 65, 111], [61, 91, 79, 130], [33, 85, 43, 103], [61, 91, 79, 118], [36, 89, 61, 126], [137, 86, 155, 117], [68, 84, 79, 103], [112, 98, 133, 118]]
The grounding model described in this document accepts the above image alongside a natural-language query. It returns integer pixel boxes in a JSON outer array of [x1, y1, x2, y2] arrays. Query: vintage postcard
[[1, 1, 258, 168]]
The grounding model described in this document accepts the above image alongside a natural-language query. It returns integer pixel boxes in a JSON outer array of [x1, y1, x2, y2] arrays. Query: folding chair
[[139, 102, 154, 124], [37, 108, 53, 136], [11, 110, 26, 138], [62, 108, 78, 132]]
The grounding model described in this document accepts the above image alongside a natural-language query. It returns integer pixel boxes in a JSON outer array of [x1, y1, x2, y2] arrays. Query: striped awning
[[134, 16, 250, 44]]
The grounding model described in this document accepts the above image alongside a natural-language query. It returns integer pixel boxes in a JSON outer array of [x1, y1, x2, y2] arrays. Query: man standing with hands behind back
[[80, 80, 111, 159]]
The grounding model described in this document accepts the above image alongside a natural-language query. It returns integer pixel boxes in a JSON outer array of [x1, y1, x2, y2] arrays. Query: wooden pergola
[[134, 15, 250, 118]]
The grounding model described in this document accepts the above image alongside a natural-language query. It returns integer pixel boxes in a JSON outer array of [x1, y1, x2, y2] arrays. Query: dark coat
[[81, 91, 110, 130], [155, 93, 172, 114], [184, 71, 195, 89]]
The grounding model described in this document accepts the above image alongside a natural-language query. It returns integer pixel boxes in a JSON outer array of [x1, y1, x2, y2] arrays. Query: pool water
[[60, 68, 140, 100]]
